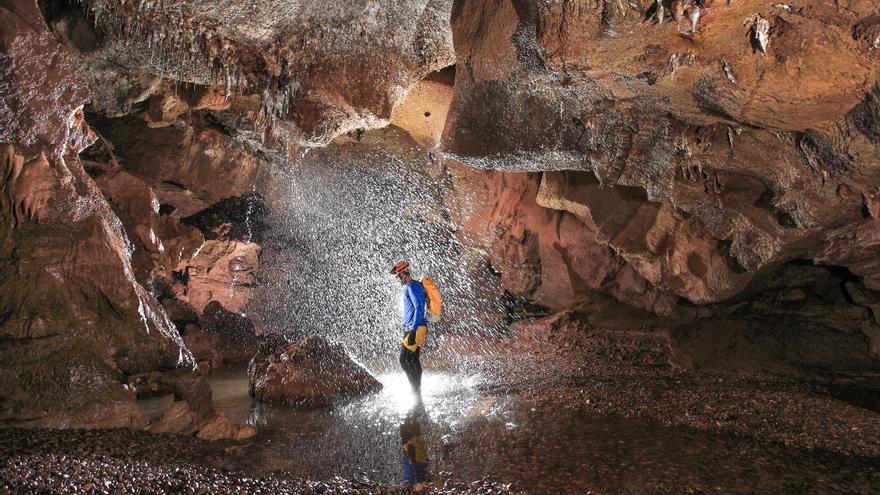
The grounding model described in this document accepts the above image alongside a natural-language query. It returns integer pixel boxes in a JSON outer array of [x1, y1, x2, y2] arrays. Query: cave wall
[[0, 0, 187, 427], [2, 0, 880, 426], [442, 0, 880, 306]]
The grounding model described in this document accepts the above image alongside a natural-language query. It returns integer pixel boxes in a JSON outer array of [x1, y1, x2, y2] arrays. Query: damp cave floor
[[3, 333, 880, 495]]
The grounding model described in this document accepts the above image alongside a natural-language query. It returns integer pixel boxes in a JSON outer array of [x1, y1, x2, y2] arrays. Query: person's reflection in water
[[400, 398, 430, 491]]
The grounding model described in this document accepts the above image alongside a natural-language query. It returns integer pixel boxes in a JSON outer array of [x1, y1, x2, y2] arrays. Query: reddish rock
[[140, 82, 232, 129], [195, 414, 256, 442], [390, 68, 455, 147], [537, 170, 751, 304], [446, 163, 676, 314], [0, 0, 189, 427], [94, 168, 205, 280], [185, 240, 260, 313], [0, 0, 89, 154], [441, 0, 880, 307], [151, 401, 254, 441], [90, 114, 267, 214], [248, 336, 382, 407]]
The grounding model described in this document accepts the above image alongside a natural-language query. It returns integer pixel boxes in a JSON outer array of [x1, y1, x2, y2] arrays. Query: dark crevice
[[162, 180, 188, 190], [37, 0, 103, 53], [825, 384, 880, 413]]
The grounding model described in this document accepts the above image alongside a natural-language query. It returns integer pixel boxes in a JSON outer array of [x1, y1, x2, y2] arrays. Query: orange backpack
[[422, 277, 442, 323]]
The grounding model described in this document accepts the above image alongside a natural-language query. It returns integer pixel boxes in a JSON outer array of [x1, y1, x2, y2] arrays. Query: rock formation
[[248, 336, 382, 407], [2, 0, 880, 431], [442, 0, 880, 306], [46, 0, 455, 147], [0, 0, 189, 427], [137, 371, 256, 441]]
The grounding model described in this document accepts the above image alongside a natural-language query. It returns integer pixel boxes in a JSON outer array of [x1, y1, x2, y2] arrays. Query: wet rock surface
[[248, 336, 383, 407], [2, 0, 880, 493], [441, 0, 880, 308], [0, 428, 522, 494], [0, 0, 189, 427], [492, 326, 880, 459]]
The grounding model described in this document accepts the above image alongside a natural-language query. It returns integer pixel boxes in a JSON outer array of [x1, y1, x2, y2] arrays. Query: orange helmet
[[390, 260, 410, 275]]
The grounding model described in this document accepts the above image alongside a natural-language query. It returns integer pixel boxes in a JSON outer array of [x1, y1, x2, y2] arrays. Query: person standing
[[391, 260, 427, 392]]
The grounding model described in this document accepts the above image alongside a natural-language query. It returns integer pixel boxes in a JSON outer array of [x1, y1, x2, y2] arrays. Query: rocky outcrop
[[446, 164, 678, 315], [89, 114, 268, 217], [85, 125, 266, 373], [93, 167, 206, 282], [0, 0, 189, 427], [445, 160, 880, 387], [49, 0, 455, 147], [441, 0, 880, 306], [248, 336, 382, 407], [151, 398, 255, 441], [536, 170, 751, 304], [184, 240, 261, 314], [130, 370, 214, 418], [195, 414, 256, 442]]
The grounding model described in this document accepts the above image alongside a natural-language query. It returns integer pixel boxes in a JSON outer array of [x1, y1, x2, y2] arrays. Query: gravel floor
[[0, 428, 522, 495], [2, 333, 880, 494]]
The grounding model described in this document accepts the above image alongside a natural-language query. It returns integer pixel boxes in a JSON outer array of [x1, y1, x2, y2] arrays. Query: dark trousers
[[399, 346, 422, 390]]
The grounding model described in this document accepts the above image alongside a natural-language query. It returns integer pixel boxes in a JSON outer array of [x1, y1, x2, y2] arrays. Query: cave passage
[[3, 0, 880, 493]]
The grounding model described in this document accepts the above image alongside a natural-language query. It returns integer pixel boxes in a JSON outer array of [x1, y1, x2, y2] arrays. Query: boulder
[[248, 335, 382, 407], [151, 402, 255, 441], [446, 163, 677, 315], [196, 414, 257, 442], [89, 114, 268, 213], [150, 401, 201, 434]]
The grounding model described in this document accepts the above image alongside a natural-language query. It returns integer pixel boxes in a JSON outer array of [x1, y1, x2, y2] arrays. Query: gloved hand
[[406, 331, 416, 346]]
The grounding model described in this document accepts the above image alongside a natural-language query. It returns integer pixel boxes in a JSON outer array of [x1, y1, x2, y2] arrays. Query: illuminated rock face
[[442, 0, 880, 305], [0, 0, 187, 427], [446, 164, 678, 316], [2, 0, 880, 428], [248, 335, 382, 407]]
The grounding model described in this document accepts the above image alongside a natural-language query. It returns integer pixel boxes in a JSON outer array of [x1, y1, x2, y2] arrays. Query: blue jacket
[[403, 280, 427, 332]]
